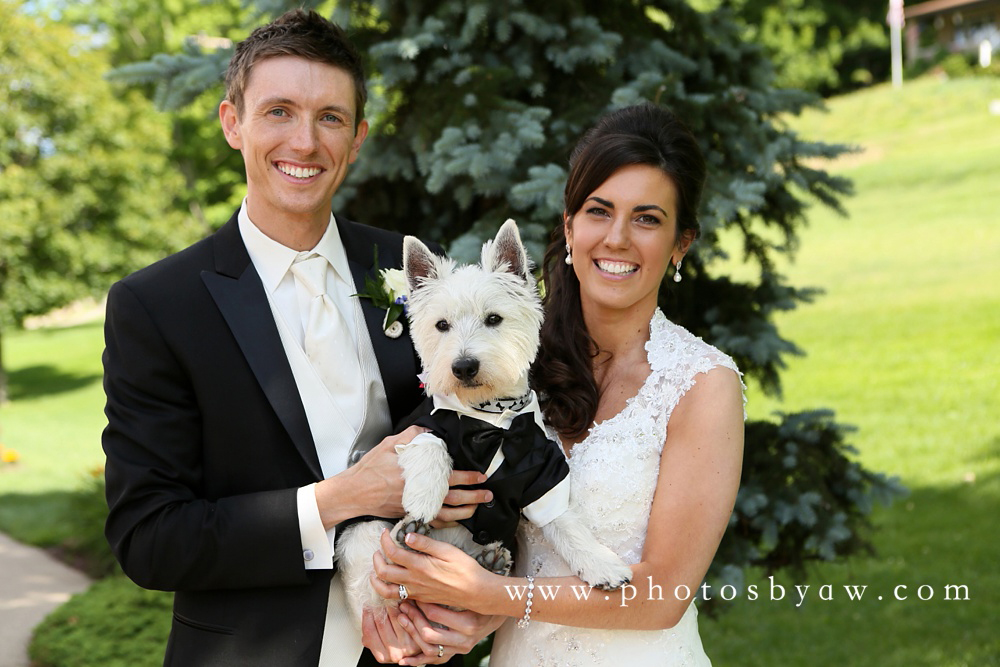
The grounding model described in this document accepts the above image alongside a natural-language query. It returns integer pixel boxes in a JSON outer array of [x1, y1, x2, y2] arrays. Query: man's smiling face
[[220, 55, 368, 229]]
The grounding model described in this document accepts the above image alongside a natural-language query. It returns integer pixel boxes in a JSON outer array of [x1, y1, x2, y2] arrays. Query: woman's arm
[[372, 365, 744, 631]]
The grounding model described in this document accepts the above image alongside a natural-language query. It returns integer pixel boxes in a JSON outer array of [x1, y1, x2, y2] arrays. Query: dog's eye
[[435, 320, 450, 332], [485, 313, 503, 327]]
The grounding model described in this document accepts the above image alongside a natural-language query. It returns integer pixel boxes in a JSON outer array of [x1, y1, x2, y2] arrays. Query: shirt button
[[477, 531, 490, 543], [485, 499, 496, 508], [303, 549, 315, 562]]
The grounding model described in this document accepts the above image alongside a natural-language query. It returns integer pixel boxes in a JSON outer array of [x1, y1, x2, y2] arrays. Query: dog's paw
[[391, 515, 432, 551], [475, 542, 512, 576], [591, 573, 632, 592], [575, 551, 633, 591]]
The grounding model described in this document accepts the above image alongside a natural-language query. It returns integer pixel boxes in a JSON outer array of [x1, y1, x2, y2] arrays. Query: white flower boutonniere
[[353, 249, 409, 338]]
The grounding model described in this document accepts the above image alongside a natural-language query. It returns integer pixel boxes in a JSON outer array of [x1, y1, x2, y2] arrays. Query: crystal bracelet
[[517, 575, 535, 629]]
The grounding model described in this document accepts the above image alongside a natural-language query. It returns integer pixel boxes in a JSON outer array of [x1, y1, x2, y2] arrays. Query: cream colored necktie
[[290, 254, 363, 433]]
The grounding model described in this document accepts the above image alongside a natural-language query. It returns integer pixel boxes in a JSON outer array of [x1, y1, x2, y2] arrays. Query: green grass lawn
[[0, 321, 108, 547], [1, 75, 998, 666], [700, 76, 1000, 666]]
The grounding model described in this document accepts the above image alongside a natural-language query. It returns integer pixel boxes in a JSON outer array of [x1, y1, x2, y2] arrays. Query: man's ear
[[349, 119, 369, 164], [219, 100, 242, 150]]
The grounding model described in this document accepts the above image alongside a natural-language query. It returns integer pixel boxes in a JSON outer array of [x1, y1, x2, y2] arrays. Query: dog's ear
[[403, 236, 439, 294], [484, 219, 531, 282]]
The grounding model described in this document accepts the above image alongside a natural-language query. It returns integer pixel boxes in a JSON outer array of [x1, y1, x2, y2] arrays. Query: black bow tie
[[453, 412, 536, 473]]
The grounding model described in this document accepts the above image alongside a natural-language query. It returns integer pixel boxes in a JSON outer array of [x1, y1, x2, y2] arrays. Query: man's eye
[[485, 314, 503, 327], [435, 320, 450, 332]]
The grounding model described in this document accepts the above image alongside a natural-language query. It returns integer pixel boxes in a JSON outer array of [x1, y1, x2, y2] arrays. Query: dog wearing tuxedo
[[336, 220, 632, 625]]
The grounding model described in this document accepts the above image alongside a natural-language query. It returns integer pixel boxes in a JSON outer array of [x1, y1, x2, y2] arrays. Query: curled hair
[[224, 9, 367, 126], [533, 103, 706, 439]]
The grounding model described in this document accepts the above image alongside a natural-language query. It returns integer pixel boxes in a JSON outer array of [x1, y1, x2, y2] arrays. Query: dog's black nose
[[452, 357, 480, 382]]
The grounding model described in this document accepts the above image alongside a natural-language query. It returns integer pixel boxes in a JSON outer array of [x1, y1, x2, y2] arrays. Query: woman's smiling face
[[565, 163, 689, 317]]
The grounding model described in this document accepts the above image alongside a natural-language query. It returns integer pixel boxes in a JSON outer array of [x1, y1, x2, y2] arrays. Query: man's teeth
[[277, 163, 321, 179], [596, 259, 638, 275]]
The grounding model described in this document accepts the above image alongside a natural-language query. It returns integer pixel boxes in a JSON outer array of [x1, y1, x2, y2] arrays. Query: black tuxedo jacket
[[102, 211, 456, 666]]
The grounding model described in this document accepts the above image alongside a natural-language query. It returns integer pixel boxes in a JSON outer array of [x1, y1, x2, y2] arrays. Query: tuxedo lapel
[[201, 214, 323, 480], [338, 217, 421, 427]]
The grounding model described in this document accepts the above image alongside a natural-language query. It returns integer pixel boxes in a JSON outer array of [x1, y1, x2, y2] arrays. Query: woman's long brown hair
[[531, 103, 706, 439]]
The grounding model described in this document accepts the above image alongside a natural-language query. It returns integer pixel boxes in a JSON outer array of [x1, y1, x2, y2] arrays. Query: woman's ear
[[674, 229, 697, 262], [563, 212, 573, 246]]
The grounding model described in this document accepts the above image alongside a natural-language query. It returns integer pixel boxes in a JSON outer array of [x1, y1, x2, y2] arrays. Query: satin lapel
[[201, 214, 323, 480], [338, 217, 421, 427]]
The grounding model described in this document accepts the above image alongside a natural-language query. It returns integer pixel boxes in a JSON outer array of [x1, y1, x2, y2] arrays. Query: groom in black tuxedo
[[102, 10, 495, 666]]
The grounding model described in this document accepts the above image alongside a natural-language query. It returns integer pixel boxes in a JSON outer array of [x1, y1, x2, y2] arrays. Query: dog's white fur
[[336, 220, 631, 628]]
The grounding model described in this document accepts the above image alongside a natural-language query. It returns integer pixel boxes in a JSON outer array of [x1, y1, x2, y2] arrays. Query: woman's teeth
[[596, 259, 638, 275]]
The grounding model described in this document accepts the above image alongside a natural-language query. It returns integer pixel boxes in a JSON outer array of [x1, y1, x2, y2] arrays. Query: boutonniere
[[354, 248, 409, 338]]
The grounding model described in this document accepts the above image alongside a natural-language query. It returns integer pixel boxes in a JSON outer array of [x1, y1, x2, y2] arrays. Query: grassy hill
[[700, 76, 1000, 666]]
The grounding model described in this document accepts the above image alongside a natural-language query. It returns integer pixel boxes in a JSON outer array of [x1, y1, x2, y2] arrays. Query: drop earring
[[673, 257, 683, 283], [565, 243, 573, 265]]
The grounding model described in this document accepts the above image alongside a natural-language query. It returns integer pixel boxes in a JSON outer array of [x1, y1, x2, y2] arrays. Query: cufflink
[[303, 549, 315, 562]]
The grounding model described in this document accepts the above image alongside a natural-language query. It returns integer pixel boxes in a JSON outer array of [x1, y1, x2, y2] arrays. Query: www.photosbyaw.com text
[[504, 576, 970, 608]]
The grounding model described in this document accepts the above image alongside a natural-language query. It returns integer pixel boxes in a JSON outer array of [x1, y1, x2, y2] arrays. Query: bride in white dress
[[370, 103, 745, 666]]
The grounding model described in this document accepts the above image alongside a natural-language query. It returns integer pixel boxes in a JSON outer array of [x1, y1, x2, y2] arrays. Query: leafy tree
[[0, 3, 203, 400], [100, 0, 906, 612], [725, 0, 891, 95], [38, 0, 256, 230]]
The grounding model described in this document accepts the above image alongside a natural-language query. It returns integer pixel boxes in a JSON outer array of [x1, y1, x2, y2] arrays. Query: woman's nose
[[604, 216, 630, 248]]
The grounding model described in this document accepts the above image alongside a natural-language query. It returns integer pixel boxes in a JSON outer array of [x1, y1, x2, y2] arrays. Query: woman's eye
[[485, 313, 503, 327], [435, 320, 450, 332], [586, 207, 609, 217], [637, 214, 661, 225]]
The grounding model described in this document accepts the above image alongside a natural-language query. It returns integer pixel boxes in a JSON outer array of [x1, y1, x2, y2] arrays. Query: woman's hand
[[371, 529, 500, 614]]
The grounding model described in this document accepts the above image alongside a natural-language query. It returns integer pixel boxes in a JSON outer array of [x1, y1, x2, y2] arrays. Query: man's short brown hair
[[224, 9, 367, 126]]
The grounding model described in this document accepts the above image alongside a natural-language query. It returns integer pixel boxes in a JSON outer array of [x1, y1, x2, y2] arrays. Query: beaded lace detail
[[490, 309, 743, 666]]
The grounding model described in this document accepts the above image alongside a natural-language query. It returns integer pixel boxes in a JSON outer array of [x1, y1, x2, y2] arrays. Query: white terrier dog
[[336, 220, 631, 626]]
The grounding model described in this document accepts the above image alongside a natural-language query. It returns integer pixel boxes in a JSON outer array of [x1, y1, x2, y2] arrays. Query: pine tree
[[114, 0, 905, 607]]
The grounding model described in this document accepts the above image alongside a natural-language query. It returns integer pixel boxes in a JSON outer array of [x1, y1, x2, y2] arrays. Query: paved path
[[0, 532, 91, 667]]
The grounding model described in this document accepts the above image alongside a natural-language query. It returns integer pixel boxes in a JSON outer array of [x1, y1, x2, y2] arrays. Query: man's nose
[[289, 120, 319, 153]]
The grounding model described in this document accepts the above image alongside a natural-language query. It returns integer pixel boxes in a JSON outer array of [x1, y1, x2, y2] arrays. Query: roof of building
[[905, 0, 999, 19]]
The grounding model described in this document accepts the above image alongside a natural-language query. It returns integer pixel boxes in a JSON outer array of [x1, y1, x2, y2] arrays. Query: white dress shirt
[[237, 201, 391, 567]]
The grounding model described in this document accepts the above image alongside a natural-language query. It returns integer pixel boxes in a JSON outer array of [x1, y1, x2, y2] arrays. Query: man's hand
[[361, 605, 424, 664], [395, 602, 505, 666], [315, 425, 428, 529], [431, 470, 493, 527]]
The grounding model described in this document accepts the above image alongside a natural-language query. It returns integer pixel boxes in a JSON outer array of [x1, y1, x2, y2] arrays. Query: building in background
[[904, 0, 1000, 63]]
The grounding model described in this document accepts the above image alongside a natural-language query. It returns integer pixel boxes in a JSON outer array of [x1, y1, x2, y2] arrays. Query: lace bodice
[[490, 309, 743, 666]]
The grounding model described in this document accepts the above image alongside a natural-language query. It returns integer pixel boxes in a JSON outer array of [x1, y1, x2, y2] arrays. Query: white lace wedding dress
[[490, 309, 743, 666]]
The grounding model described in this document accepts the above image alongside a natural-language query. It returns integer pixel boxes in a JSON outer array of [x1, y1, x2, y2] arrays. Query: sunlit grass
[[702, 76, 1000, 666]]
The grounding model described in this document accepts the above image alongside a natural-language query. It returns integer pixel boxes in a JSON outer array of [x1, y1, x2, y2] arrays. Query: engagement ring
[[398, 584, 408, 601], [437, 645, 445, 658]]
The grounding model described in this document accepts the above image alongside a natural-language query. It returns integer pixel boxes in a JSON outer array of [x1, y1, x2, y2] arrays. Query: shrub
[[29, 576, 171, 667]]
